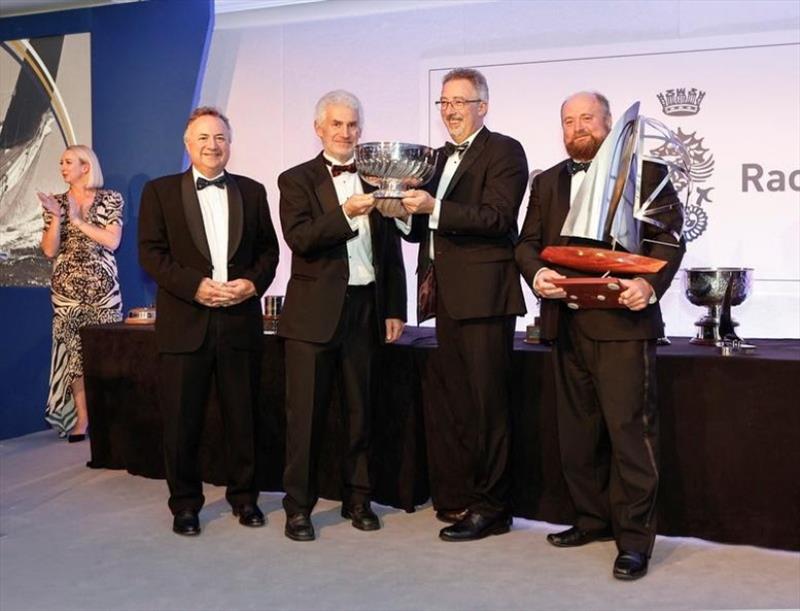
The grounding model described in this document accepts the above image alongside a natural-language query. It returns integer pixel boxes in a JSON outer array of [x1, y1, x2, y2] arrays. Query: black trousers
[[282, 284, 378, 516], [425, 291, 515, 517], [552, 314, 659, 555], [158, 312, 261, 515]]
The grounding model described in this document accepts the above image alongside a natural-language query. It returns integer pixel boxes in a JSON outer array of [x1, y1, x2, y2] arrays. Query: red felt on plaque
[[541, 245, 665, 274]]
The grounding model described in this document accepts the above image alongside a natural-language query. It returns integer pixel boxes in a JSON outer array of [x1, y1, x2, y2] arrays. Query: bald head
[[560, 91, 612, 162]]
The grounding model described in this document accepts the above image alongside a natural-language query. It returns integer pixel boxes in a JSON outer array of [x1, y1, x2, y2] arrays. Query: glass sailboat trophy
[[541, 102, 688, 309]]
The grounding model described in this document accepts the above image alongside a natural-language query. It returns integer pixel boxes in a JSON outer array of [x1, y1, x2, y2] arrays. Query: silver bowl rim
[[356, 141, 437, 151]]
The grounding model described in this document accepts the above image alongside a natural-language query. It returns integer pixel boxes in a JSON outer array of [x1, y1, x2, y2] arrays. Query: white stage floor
[[1, 431, 798, 611]]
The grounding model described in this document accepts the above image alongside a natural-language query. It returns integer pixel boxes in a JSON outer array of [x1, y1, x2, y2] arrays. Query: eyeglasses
[[435, 98, 482, 111]]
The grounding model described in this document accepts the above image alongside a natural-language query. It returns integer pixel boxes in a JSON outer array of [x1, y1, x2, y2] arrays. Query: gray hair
[[65, 144, 103, 188], [315, 90, 363, 127], [442, 67, 489, 101], [183, 106, 233, 143]]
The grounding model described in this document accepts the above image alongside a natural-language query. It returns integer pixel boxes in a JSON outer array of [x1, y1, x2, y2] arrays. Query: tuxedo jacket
[[514, 160, 686, 341], [277, 153, 407, 344], [138, 170, 279, 353], [408, 127, 529, 320]]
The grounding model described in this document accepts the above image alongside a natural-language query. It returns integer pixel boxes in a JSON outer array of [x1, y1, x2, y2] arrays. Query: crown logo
[[657, 87, 706, 116]]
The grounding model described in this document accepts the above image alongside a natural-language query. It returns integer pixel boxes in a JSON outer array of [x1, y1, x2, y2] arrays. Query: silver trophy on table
[[355, 142, 438, 198], [683, 267, 755, 350]]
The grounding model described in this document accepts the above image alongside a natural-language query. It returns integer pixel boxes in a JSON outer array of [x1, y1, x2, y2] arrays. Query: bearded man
[[514, 91, 685, 580]]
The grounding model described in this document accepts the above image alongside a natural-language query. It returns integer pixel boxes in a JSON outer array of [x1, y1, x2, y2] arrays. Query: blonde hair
[[65, 144, 104, 188]]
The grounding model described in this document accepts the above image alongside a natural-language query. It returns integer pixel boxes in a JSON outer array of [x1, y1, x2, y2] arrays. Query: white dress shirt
[[569, 169, 587, 205], [427, 126, 485, 260], [193, 167, 229, 283], [324, 153, 375, 286]]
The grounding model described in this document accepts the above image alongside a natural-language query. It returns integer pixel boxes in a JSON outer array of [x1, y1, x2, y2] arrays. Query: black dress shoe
[[439, 511, 512, 542], [172, 509, 201, 536], [232, 503, 265, 527], [341, 503, 380, 531], [546, 526, 614, 548], [285, 513, 315, 541], [67, 433, 86, 443], [613, 550, 649, 580], [435, 508, 469, 524]]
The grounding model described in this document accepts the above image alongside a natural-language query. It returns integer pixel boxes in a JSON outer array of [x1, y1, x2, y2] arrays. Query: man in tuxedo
[[277, 90, 407, 542], [138, 107, 279, 536], [515, 91, 685, 579], [401, 68, 529, 541]]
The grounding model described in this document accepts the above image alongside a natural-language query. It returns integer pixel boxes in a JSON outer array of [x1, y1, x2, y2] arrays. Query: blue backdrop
[[0, 0, 214, 439]]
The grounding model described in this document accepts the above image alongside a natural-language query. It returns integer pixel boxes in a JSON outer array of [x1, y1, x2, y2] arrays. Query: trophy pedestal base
[[690, 311, 746, 347], [690, 308, 724, 345], [263, 316, 279, 335], [374, 178, 412, 199], [690, 336, 719, 346], [690, 321, 724, 346]]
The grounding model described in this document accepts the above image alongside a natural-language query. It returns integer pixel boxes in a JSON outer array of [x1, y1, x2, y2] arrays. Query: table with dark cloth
[[82, 324, 800, 551]]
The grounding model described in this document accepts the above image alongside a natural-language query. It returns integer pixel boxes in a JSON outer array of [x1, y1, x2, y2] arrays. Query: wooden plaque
[[551, 277, 627, 310]]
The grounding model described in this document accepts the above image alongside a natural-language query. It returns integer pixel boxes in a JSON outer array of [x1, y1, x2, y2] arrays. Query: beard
[[564, 132, 605, 161]]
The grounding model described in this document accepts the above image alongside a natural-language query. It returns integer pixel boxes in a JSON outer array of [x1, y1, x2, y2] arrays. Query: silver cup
[[683, 267, 753, 346], [355, 142, 438, 198]]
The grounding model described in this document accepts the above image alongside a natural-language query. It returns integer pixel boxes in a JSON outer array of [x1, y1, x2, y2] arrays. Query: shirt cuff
[[635, 277, 658, 304], [342, 207, 360, 231], [394, 217, 412, 235], [428, 198, 442, 230]]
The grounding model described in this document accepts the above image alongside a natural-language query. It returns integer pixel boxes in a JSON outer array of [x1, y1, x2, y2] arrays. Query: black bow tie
[[566, 160, 591, 175], [323, 157, 358, 177], [331, 163, 357, 177], [444, 141, 469, 158], [196, 175, 226, 190]]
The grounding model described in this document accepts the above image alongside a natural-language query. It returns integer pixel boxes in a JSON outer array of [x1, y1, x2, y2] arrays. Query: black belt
[[346, 282, 375, 293]]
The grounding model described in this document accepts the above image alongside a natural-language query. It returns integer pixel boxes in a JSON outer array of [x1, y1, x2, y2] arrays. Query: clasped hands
[[344, 190, 437, 220], [194, 278, 256, 308], [535, 269, 654, 312], [343, 194, 410, 221]]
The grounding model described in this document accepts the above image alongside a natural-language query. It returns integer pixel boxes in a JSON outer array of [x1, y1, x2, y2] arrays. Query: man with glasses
[[402, 68, 528, 541]]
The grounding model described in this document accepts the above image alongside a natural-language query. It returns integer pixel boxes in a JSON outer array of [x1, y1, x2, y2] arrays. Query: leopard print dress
[[44, 190, 123, 436]]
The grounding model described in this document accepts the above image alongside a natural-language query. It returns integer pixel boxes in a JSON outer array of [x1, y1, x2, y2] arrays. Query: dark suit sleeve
[[241, 182, 280, 297], [637, 164, 686, 299], [380, 219, 407, 322], [438, 138, 528, 237], [138, 180, 204, 303], [403, 213, 428, 244], [514, 171, 546, 291], [278, 169, 357, 257]]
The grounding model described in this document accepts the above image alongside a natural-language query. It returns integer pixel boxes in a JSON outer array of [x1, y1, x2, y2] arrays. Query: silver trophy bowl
[[683, 267, 753, 346], [355, 142, 438, 198]]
